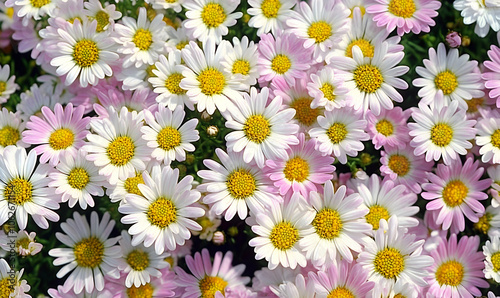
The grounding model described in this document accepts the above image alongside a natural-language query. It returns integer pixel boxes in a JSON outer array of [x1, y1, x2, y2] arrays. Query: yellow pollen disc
[[430, 123, 453, 147], [466, 97, 483, 113], [73, 237, 104, 268], [94, 10, 110, 32], [271, 54, 292, 75], [165, 73, 186, 95], [243, 114, 271, 144], [491, 252, 500, 272], [375, 119, 394, 137], [201, 3, 226, 28], [68, 17, 83, 24], [127, 249, 150, 271], [16, 237, 31, 250], [197, 216, 215, 231], [290, 97, 320, 126], [353, 64, 383, 93], [261, 0, 281, 18], [67, 167, 90, 190], [49, 128, 74, 150], [388, 0, 416, 18], [345, 39, 375, 58], [490, 129, 500, 149], [434, 70, 458, 95], [133, 28, 153, 51], [145, 64, 157, 79], [6, 8, 14, 18], [147, 197, 177, 228], [232, 59, 251, 75], [349, 6, 366, 18], [0, 81, 6, 94], [126, 283, 154, 298], [226, 169, 256, 199], [320, 83, 336, 101], [124, 173, 145, 196], [0, 278, 14, 298], [307, 21, 332, 44], [388, 154, 410, 176], [199, 276, 228, 298], [394, 294, 406, 298], [198, 68, 226, 96], [442, 180, 468, 207], [473, 212, 492, 234], [283, 157, 310, 182], [374, 247, 405, 279], [4, 178, 33, 206], [107, 136, 135, 166], [0, 126, 20, 147], [313, 208, 343, 240], [270, 221, 299, 250], [157, 126, 181, 151], [365, 205, 390, 230], [29, 0, 50, 8], [327, 122, 348, 144], [73, 39, 99, 68], [435, 260, 464, 286], [176, 41, 189, 50], [327, 286, 355, 298]]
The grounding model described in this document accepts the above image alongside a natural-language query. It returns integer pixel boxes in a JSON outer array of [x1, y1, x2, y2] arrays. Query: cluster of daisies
[[0, 0, 500, 297]]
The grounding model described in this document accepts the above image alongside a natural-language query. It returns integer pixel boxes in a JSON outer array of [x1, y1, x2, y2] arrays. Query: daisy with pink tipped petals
[[366, 106, 411, 150], [422, 157, 491, 233]]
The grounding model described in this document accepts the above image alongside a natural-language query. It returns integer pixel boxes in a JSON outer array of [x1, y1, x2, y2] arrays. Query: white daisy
[[107, 160, 159, 204], [247, 0, 297, 36], [0, 108, 27, 149], [483, 235, 500, 282], [454, 0, 500, 38], [475, 114, 500, 164], [84, 0, 122, 33], [0, 258, 30, 297], [0, 64, 18, 104], [307, 66, 350, 111], [220, 36, 259, 87], [6, 0, 55, 26], [164, 24, 190, 53], [48, 211, 121, 294], [0, 2, 14, 31]]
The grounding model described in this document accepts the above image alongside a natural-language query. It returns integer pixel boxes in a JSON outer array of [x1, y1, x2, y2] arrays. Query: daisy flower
[[422, 157, 491, 232], [426, 234, 489, 297], [16, 82, 69, 122], [408, 101, 477, 165], [0, 230, 42, 256], [6, 0, 55, 26], [50, 19, 119, 87], [454, 0, 500, 37], [483, 235, 500, 282], [309, 106, 369, 164], [248, 193, 315, 270], [224, 87, 299, 168], [0, 145, 59, 230], [118, 166, 204, 254], [48, 211, 122, 294], [84, 106, 151, 185], [488, 165, 500, 208], [300, 182, 371, 267], [113, 7, 168, 68], [183, 0, 242, 44], [0, 258, 30, 297], [84, 0, 122, 33], [269, 273, 314, 298], [473, 205, 500, 237], [91, 86, 157, 119], [476, 114, 500, 164], [165, 25, 190, 52], [413, 43, 484, 110], [366, 106, 411, 150], [220, 36, 260, 87], [0, 2, 14, 31], [197, 148, 279, 221], [327, 42, 409, 116], [0, 108, 27, 149], [483, 44, 500, 108], [247, 0, 297, 36], [251, 265, 301, 295], [0, 64, 18, 104], [307, 66, 350, 111], [175, 248, 250, 298], [366, 0, 441, 35], [105, 268, 177, 298], [141, 105, 199, 165]]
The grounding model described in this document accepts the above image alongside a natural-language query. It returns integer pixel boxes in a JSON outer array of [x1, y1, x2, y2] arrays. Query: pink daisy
[[483, 44, 500, 108], [366, 0, 441, 36], [366, 106, 411, 150], [22, 103, 90, 166], [422, 157, 491, 233]]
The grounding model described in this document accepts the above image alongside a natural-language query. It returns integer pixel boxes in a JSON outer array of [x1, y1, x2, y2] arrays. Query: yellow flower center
[[6, 8, 14, 19], [442, 180, 468, 207], [165, 73, 187, 95], [435, 260, 464, 286], [307, 21, 332, 44], [290, 97, 320, 127], [226, 169, 256, 199], [375, 119, 394, 137], [232, 59, 250, 75], [73, 39, 99, 68], [126, 283, 154, 298], [473, 212, 492, 234], [176, 41, 189, 50], [270, 221, 299, 250], [67, 167, 90, 190], [283, 157, 310, 182], [4, 178, 33, 206], [147, 197, 177, 228], [466, 97, 483, 113], [29, 0, 50, 8], [394, 294, 406, 298], [353, 64, 383, 93], [491, 129, 500, 149], [313, 208, 343, 240], [365, 205, 390, 230], [345, 39, 375, 58], [73, 237, 104, 268], [16, 237, 31, 250], [271, 54, 292, 75], [327, 286, 355, 298], [388, 0, 416, 18], [199, 276, 228, 298], [243, 114, 271, 144], [124, 172, 145, 196], [107, 136, 135, 166], [320, 83, 336, 102], [349, 6, 366, 18], [127, 249, 150, 271], [133, 28, 153, 51], [94, 10, 110, 32], [491, 252, 500, 272], [327, 123, 348, 144], [430, 123, 453, 147], [434, 71, 458, 95], [0, 82, 6, 94], [49, 128, 74, 150], [0, 278, 14, 298], [157, 126, 181, 151], [388, 154, 410, 176], [201, 3, 226, 28], [0, 126, 20, 147], [261, 0, 281, 18], [374, 247, 405, 279], [198, 68, 226, 96]]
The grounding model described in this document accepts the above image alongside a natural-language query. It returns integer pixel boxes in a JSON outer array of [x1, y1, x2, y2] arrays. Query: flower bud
[[212, 231, 225, 245], [446, 32, 461, 48], [207, 125, 218, 137]]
